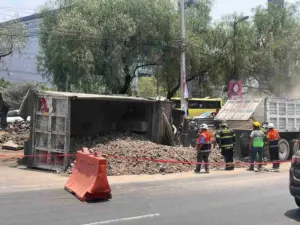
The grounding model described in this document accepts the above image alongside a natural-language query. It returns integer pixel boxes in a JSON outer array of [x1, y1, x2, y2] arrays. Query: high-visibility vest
[[197, 131, 212, 152], [267, 129, 280, 149]]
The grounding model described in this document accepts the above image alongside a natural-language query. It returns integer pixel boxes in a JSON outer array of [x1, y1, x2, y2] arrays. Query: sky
[[0, 0, 298, 22]]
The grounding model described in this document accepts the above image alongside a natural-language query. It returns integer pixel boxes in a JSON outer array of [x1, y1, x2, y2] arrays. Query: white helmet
[[268, 123, 275, 129], [200, 123, 208, 130]]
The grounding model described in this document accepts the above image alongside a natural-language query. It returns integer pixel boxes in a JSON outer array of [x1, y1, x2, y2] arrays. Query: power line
[[0, 6, 35, 12]]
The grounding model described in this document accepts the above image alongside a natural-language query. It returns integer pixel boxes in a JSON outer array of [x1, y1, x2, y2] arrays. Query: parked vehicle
[[215, 98, 300, 160], [193, 112, 221, 130], [6, 110, 31, 124], [289, 143, 300, 207]]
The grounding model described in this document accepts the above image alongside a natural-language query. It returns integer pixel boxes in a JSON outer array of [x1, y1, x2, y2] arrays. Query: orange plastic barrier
[[64, 148, 112, 201]]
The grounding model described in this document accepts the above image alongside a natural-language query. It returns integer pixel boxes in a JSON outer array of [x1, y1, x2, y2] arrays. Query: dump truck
[[214, 98, 300, 160]]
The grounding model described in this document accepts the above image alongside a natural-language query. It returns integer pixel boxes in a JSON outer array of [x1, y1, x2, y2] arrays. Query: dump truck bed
[[215, 98, 300, 132]]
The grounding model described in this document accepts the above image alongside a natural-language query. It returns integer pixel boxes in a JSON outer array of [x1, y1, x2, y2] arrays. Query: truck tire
[[278, 139, 290, 161], [295, 198, 300, 208], [291, 140, 299, 156]]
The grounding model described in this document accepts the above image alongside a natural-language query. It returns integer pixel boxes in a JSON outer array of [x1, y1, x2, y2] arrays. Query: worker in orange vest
[[267, 123, 280, 172], [195, 124, 212, 173]]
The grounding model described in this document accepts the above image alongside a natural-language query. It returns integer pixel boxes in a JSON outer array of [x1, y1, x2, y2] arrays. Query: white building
[[0, 14, 48, 84], [0, 13, 154, 89]]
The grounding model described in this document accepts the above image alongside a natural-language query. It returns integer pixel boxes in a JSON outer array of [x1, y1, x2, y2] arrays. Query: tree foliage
[[0, 80, 52, 109], [37, 0, 300, 98], [0, 18, 28, 71], [38, 0, 177, 94]]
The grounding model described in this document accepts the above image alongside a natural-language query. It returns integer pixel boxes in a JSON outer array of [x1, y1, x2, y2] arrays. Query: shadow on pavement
[[284, 209, 300, 222]]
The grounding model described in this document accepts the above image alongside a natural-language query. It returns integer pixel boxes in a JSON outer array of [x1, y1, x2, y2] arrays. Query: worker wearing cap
[[248, 121, 265, 171], [215, 123, 236, 170], [267, 123, 280, 172], [195, 123, 212, 173]]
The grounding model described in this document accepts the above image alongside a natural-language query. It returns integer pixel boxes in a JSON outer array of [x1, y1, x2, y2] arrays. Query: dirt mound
[[67, 132, 235, 176], [0, 121, 30, 146]]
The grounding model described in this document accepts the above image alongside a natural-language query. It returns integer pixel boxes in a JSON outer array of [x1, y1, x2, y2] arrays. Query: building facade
[[0, 14, 48, 84]]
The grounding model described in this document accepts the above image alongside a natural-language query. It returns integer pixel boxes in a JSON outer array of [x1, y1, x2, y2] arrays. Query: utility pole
[[233, 16, 249, 80], [180, 0, 188, 117]]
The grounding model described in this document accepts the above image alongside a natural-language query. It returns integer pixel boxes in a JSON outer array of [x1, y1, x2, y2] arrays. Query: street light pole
[[233, 16, 249, 80], [180, 0, 188, 117]]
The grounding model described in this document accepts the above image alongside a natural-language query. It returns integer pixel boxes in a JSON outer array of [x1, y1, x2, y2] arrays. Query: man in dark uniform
[[215, 123, 236, 170], [0, 93, 9, 130]]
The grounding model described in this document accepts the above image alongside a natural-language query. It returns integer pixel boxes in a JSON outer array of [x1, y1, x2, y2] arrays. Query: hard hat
[[200, 123, 208, 129], [253, 121, 261, 127], [268, 123, 275, 129], [221, 122, 228, 128]]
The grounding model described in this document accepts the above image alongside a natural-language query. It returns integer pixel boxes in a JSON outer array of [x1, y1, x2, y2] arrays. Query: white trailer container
[[215, 98, 300, 160]]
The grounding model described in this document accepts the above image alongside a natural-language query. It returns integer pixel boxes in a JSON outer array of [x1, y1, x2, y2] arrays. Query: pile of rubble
[[0, 120, 30, 147], [66, 132, 240, 176]]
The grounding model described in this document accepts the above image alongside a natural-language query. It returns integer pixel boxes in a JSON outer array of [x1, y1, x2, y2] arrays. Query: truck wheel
[[278, 139, 290, 161], [292, 140, 299, 155], [295, 198, 300, 207]]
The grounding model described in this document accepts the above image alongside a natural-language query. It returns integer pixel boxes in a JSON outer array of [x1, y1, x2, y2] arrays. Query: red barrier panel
[[64, 148, 112, 201]]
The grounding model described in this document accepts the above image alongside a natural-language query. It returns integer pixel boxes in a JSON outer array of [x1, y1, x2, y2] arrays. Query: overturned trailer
[[19, 91, 173, 171], [215, 98, 300, 160]]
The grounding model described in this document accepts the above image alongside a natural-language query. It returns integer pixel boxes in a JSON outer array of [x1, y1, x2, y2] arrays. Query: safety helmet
[[200, 123, 208, 130], [268, 123, 275, 129], [221, 122, 228, 128], [253, 121, 261, 127]]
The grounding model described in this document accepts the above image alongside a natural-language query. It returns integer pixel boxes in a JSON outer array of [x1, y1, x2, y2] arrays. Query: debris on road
[[0, 120, 30, 147], [2, 140, 23, 150], [66, 132, 244, 176]]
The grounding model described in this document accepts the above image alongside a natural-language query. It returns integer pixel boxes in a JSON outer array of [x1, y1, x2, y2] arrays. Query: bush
[[3, 82, 51, 109]]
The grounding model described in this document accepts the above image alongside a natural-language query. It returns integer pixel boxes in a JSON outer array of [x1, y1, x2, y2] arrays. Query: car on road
[[194, 112, 214, 119], [290, 142, 300, 207], [7, 110, 30, 124]]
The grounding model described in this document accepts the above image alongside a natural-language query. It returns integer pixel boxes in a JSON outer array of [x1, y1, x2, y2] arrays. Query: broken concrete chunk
[[2, 140, 23, 150]]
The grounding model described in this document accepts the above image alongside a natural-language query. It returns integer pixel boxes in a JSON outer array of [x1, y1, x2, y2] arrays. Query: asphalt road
[[0, 170, 299, 225]]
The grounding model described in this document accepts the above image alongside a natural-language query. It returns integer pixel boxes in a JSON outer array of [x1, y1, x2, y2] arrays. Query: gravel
[[0, 121, 30, 146], [66, 132, 243, 176]]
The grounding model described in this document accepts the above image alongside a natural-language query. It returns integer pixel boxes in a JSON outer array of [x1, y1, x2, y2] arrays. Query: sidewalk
[[0, 163, 291, 193]]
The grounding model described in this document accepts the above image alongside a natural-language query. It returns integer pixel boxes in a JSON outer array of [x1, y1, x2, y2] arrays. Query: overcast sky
[[0, 0, 298, 22]]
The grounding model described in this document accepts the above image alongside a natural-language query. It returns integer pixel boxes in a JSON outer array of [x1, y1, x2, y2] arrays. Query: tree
[[0, 19, 28, 71], [38, 0, 177, 94], [138, 77, 157, 97], [157, 0, 218, 99], [3, 82, 52, 109], [245, 3, 300, 96], [214, 3, 300, 97]]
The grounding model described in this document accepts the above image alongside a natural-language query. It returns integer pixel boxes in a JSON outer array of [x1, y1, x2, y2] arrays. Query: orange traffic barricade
[[64, 147, 112, 202]]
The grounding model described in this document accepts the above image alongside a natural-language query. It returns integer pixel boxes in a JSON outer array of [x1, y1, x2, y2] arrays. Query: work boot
[[257, 167, 264, 172], [247, 167, 254, 171], [205, 165, 209, 173]]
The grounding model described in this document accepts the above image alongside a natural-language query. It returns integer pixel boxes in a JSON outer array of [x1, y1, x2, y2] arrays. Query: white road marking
[[82, 213, 160, 225], [1, 184, 58, 189]]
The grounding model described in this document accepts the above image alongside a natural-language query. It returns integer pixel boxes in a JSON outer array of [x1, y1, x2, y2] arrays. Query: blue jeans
[[250, 147, 263, 169]]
